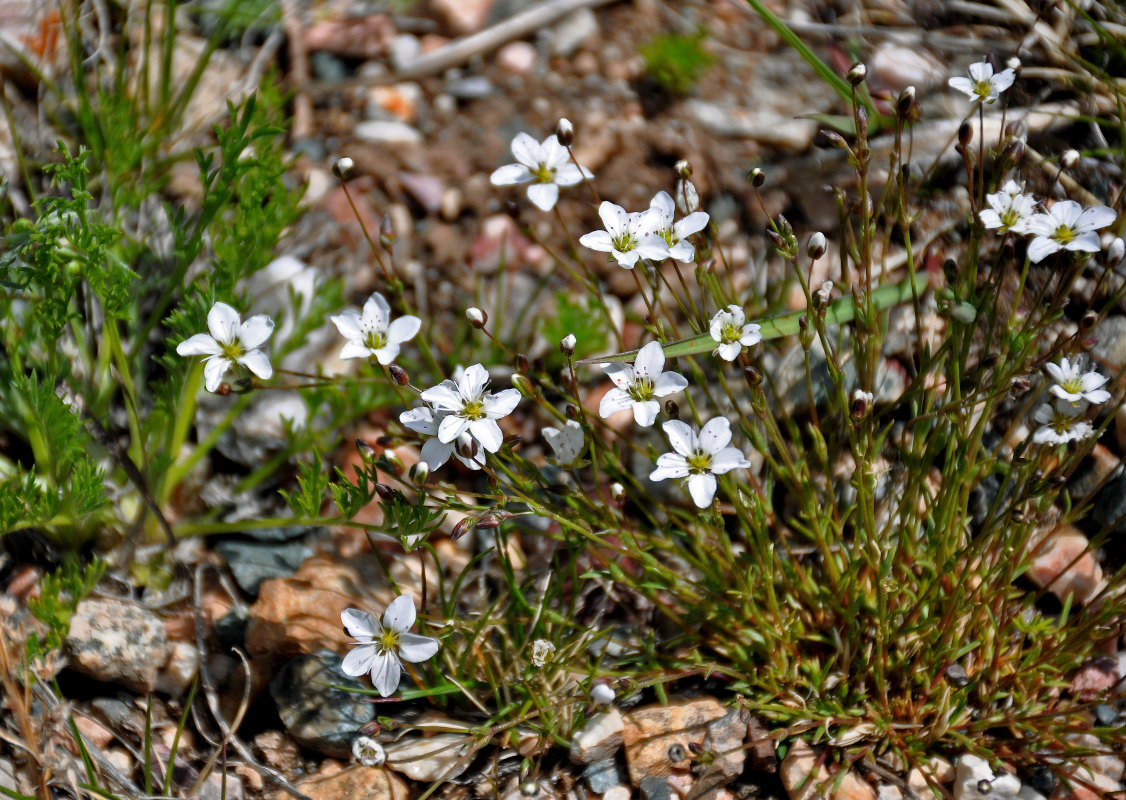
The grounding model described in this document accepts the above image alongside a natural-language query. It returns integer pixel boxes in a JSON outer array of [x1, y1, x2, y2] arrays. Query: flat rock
[[432, 0, 493, 34], [570, 708, 624, 764], [496, 41, 537, 73], [583, 758, 625, 794], [548, 8, 599, 57], [270, 651, 375, 758], [214, 540, 313, 596], [780, 739, 830, 800], [354, 121, 423, 146], [276, 762, 409, 800], [685, 99, 817, 151], [1027, 525, 1105, 606], [66, 598, 168, 692], [622, 698, 744, 787], [385, 732, 472, 782]]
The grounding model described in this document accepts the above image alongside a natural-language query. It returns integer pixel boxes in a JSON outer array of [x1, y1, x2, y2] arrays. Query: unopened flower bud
[[855, 106, 869, 139], [356, 438, 377, 460], [556, 118, 574, 147], [504, 199, 520, 218], [477, 511, 512, 530], [850, 389, 874, 420], [896, 85, 916, 118], [514, 353, 530, 373], [216, 382, 232, 396], [457, 437, 480, 461], [744, 365, 762, 385], [373, 483, 395, 502], [590, 682, 616, 705], [512, 373, 535, 398], [820, 129, 848, 150], [807, 232, 827, 260], [958, 121, 973, 147], [1081, 310, 1099, 330], [560, 333, 577, 356], [1061, 149, 1080, 169], [466, 307, 487, 328], [566, 403, 579, 419], [532, 357, 545, 374], [389, 364, 409, 385], [747, 167, 765, 187], [1003, 137, 1025, 164], [379, 214, 394, 250], [664, 399, 679, 420], [410, 460, 429, 483], [1107, 237, 1125, 265], [766, 228, 783, 247], [1007, 56, 1021, 72], [610, 482, 626, 502], [332, 156, 354, 180], [814, 279, 833, 308], [450, 516, 474, 542], [847, 62, 867, 85], [676, 178, 700, 213]]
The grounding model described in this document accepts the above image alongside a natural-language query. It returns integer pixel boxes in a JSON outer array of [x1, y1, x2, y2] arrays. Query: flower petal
[[527, 182, 560, 211], [1027, 236, 1060, 264], [401, 406, 438, 434], [420, 382, 464, 411], [648, 190, 675, 219], [632, 399, 660, 427], [177, 333, 222, 357], [687, 473, 717, 508], [420, 437, 454, 469], [207, 302, 240, 344], [698, 417, 733, 454], [651, 454, 690, 481], [203, 357, 231, 392], [469, 418, 504, 452], [597, 201, 629, 235], [484, 388, 521, 418], [387, 315, 422, 345], [238, 314, 275, 349], [339, 341, 373, 360], [438, 413, 471, 443], [510, 132, 540, 167], [947, 77, 973, 95], [1066, 232, 1101, 253], [662, 420, 697, 457], [458, 364, 490, 400], [238, 349, 273, 380], [598, 388, 634, 419], [674, 211, 709, 237], [342, 608, 378, 638], [710, 447, 750, 474], [635, 235, 671, 261], [579, 230, 614, 252], [490, 164, 533, 186], [373, 343, 402, 365], [634, 341, 665, 380], [668, 241, 695, 262], [342, 644, 377, 677], [331, 310, 364, 341], [371, 652, 401, 697], [1077, 205, 1116, 232], [383, 595, 417, 633], [398, 632, 440, 662], [553, 163, 588, 186], [652, 371, 688, 397], [717, 341, 742, 361], [363, 293, 392, 330]]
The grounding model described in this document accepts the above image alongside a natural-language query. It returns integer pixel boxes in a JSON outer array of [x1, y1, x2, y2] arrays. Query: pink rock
[[431, 0, 493, 35], [496, 41, 537, 73], [305, 15, 394, 60], [398, 172, 445, 214], [1027, 526, 1105, 606], [1070, 657, 1119, 701]]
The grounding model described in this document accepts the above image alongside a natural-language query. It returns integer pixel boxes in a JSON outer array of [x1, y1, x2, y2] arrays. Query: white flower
[[709, 305, 762, 362], [599, 341, 688, 427], [419, 364, 521, 453], [647, 191, 709, 263], [341, 595, 440, 697], [1031, 403, 1095, 446], [590, 682, 616, 705], [531, 639, 556, 667], [1045, 358, 1111, 405], [400, 406, 485, 470], [331, 292, 421, 365], [948, 60, 1015, 104], [543, 419, 585, 465], [979, 180, 1036, 234], [352, 736, 386, 767], [579, 201, 669, 268], [650, 417, 751, 508], [176, 301, 274, 392], [1023, 200, 1117, 263], [490, 132, 593, 212], [955, 755, 1023, 800]]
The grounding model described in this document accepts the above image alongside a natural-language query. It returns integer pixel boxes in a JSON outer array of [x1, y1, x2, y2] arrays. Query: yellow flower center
[[627, 376, 654, 402], [1052, 225, 1076, 244], [686, 451, 712, 473], [379, 629, 400, 651], [220, 341, 245, 361], [531, 163, 554, 183], [721, 323, 742, 344], [364, 330, 388, 351], [462, 399, 486, 420]]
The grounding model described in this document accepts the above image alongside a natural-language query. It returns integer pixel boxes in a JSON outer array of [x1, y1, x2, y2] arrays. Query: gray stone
[[547, 8, 599, 57], [1092, 316, 1126, 371], [310, 52, 349, 83], [66, 598, 168, 692], [446, 76, 494, 100], [639, 775, 671, 800], [198, 772, 244, 800], [583, 759, 625, 794], [389, 34, 421, 71], [214, 540, 313, 595], [570, 708, 624, 764], [270, 651, 375, 758], [0, 756, 19, 794]]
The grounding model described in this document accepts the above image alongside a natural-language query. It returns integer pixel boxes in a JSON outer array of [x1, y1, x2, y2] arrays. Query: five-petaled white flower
[[579, 201, 668, 268], [599, 341, 688, 427], [647, 191, 709, 263], [341, 595, 440, 697], [419, 364, 521, 453], [490, 132, 593, 212], [979, 180, 1036, 234], [543, 419, 585, 465], [531, 639, 556, 667], [1031, 402, 1095, 446], [1023, 200, 1117, 263], [948, 60, 1015, 104], [1045, 357, 1111, 405], [176, 301, 275, 392], [400, 406, 485, 471], [352, 736, 386, 767], [331, 292, 421, 365], [650, 417, 751, 508], [709, 305, 762, 362]]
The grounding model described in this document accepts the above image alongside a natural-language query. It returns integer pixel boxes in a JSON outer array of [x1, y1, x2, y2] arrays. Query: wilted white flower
[[650, 417, 751, 508], [560, 333, 577, 355], [1045, 358, 1111, 405], [400, 406, 485, 470], [647, 191, 710, 263], [979, 180, 1036, 234], [543, 419, 585, 465], [599, 341, 688, 427], [709, 305, 762, 362], [490, 132, 592, 212], [353, 736, 386, 767], [579, 201, 668, 268], [955, 755, 1023, 800], [1024, 200, 1117, 263], [531, 639, 556, 667], [1061, 149, 1080, 169], [420, 364, 520, 453], [1031, 402, 1095, 446], [341, 595, 439, 697], [331, 292, 421, 365], [176, 301, 274, 392], [948, 60, 1015, 104]]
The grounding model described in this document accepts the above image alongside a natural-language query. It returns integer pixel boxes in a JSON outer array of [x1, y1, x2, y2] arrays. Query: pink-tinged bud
[[565, 403, 580, 419], [514, 353, 530, 373], [356, 438, 377, 460], [1006, 56, 1021, 72], [389, 364, 409, 385], [450, 516, 474, 542], [610, 483, 626, 502], [379, 214, 394, 250], [556, 118, 574, 147], [1060, 149, 1080, 169], [850, 389, 874, 420], [743, 365, 762, 385], [410, 461, 429, 483], [806, 232, 827, 260], [466, 307, 487, 328], [373, 483, 395, 502], [332, 157, 354, 180], [814, 279, 833, 309], [847, 62, 867, 85]]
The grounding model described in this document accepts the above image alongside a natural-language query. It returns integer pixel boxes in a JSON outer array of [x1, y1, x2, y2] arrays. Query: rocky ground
[[1, 0, 1126, 799]]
